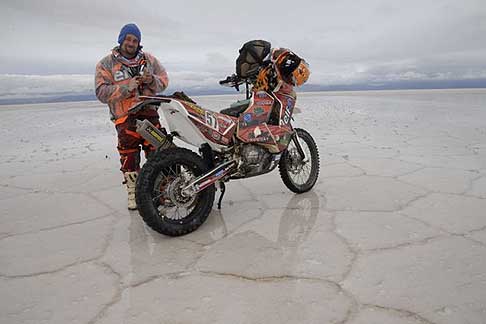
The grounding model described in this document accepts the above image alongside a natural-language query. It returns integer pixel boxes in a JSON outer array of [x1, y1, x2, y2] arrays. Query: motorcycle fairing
[[275, 92, 296, 126], [236, 89, 295, 153], [236, 91, 279, 151]]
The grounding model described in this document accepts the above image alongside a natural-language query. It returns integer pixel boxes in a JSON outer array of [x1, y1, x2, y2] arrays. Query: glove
[[127, 77, 140, 91]]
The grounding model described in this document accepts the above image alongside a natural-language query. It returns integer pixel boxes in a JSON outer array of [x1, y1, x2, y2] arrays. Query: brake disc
[[166, 177, 197, 208], [288, 149, 305, 174]]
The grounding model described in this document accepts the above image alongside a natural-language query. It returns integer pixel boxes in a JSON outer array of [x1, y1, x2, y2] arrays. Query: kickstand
[[217, 182, 226, 210]]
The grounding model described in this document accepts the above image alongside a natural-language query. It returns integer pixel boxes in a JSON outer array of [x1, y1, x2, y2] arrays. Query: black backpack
[[236, 40, 271, 79]]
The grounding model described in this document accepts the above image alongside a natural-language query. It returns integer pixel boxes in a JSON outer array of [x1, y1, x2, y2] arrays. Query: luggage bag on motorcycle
[[236, 40, 271, 79]]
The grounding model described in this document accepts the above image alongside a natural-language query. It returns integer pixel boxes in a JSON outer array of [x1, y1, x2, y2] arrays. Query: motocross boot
[[124, 171, 138, 210]]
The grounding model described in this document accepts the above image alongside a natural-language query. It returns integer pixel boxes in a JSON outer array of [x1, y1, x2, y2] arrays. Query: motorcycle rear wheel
[[136, 147, 215, 236], [279, 128, 320, 193]]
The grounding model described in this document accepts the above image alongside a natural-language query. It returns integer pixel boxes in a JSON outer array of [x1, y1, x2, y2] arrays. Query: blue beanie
[[118, 23, 141, 44]]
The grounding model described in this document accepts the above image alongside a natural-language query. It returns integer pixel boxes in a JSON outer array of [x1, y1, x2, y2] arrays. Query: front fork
[[292, 130, 308, 163]]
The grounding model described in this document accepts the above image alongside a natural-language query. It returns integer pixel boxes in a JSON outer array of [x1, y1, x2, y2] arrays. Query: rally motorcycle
[[131, 40, 319, 236]]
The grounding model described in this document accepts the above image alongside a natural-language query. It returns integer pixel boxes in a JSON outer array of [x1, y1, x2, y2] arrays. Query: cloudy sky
[[1, 0, 485, 99]]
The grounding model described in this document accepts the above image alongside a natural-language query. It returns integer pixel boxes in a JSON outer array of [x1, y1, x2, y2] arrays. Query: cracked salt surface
[[1, 89, 486, 324]]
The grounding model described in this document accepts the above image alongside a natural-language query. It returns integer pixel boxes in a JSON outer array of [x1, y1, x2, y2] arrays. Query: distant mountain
[[301, 78, 486, 92], [0, 94, 97, 105], [1, 79, 485, 105]]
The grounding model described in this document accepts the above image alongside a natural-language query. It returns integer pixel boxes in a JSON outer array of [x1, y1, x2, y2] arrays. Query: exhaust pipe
[[136, 119, 174, 150]]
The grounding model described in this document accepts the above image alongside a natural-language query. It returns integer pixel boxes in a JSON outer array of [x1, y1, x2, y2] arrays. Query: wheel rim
[[285, 136, 314, 186], [151, 163, 199, 223]]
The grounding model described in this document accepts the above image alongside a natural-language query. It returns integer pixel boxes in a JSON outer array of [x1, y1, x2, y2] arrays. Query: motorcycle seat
[[220, 99, 250, 117]]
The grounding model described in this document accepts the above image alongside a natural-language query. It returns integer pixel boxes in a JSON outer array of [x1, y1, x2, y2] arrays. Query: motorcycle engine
[[239, 144, 273, 176]]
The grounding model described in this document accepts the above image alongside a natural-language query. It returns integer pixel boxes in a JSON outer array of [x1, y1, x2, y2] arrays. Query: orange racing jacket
[[95, 47, 169, 124]]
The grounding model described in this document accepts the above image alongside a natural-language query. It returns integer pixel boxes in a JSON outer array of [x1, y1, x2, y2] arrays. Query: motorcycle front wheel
[[279, 128, 320, 193], [136, 147, 215, 236]]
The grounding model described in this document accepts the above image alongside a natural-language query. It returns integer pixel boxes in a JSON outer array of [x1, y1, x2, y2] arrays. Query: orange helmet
[[291, 59, 310, 86], [274, 50, 310, 86]]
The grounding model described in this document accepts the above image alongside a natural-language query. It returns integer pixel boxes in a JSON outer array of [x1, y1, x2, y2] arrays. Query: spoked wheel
[[136, 147, 215, 236], [279, 128, 320, 193]]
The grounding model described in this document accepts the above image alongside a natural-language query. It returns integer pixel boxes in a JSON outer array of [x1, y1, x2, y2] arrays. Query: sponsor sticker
[[286, 97, 294, 108], [198, 179, 212, 188], [246, 136, 270, 143], [283, 97, 294, 124], [114, 70, 126, 82], [256, 91, 268, 98], [255, 100, 273, 106], [254, 107, 265, 115], [187, 102, 205, 115], [146, 125, 166, 144], [253, 126, 262, 137], [218, 115, 233, 124]]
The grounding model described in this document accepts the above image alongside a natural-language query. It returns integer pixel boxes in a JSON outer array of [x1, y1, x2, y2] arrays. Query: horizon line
[[1, 86, 486, 106]]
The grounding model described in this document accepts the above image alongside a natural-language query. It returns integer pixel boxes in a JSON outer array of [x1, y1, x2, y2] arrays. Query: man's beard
[[121, 45, 138, 59]]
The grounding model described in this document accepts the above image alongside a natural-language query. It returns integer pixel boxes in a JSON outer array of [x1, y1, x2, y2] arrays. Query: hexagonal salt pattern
[[1, 90, 486, 324]]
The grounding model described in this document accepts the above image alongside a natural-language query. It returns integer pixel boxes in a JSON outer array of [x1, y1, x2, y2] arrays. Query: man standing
[[95, 23, 169, 210]]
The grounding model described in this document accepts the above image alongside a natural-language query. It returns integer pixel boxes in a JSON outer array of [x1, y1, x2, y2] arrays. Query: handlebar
[[219, 74, 245, 91]]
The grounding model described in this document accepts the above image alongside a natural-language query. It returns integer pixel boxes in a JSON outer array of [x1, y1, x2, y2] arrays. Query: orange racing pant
[[115, 114, 164, 173]]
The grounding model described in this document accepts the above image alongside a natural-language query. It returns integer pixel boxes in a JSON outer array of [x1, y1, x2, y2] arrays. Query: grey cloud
[[0, 74, 93, 99], [0, 0, 485, 93]]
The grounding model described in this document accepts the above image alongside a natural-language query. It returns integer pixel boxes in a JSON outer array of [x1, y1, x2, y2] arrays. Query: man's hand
[[127, 77, 140, 91], [140, 70, 154, 84]]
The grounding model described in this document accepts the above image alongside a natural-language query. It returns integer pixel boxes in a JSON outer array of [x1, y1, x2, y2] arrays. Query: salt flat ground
[[1, 89, 486, 324]]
